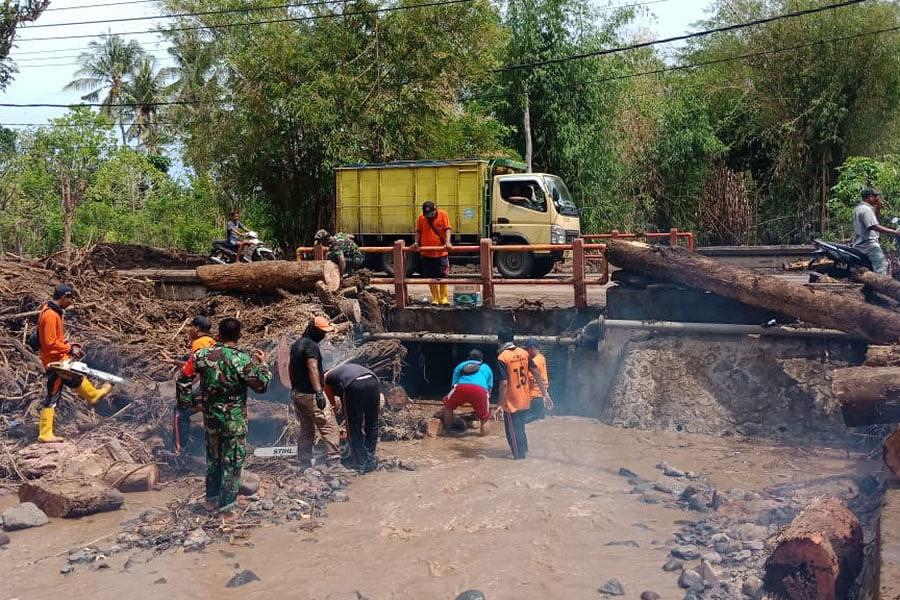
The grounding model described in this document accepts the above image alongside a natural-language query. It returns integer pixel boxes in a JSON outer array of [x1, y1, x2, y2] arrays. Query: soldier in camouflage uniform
[[177, 317, 271, 514], [314, 229, 363, 276]]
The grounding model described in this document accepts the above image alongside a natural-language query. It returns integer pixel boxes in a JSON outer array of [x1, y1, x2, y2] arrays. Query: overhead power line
[[497, 0, 871, 71], [14, 0, 478, 42], [44, 0, 164, 11]]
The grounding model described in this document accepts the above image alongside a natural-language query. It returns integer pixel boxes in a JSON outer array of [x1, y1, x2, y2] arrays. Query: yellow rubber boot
[[38, 407, 64, 443], [428, 284, 440, 305], [74, 378, 112, 406], [440, 284, 451, 305]]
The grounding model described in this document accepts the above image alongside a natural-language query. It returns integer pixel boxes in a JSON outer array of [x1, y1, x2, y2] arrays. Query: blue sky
[[0, 0, 712, 128]]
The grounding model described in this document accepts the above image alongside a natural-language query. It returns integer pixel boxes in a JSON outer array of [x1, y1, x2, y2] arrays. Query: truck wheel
[[530, 256, 554, 278], [380, 252, 418, 277], [496, 250, 535, 279]]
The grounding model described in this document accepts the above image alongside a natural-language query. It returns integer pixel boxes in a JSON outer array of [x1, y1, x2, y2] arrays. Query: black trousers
[[503, 410, 529, 459], [344, 377, 381, 472], [525, 396, 546, 423], [43, 369, 83, 409]]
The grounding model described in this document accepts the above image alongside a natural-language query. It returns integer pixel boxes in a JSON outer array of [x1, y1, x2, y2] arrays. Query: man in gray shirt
[[852, 187, 899, 275]]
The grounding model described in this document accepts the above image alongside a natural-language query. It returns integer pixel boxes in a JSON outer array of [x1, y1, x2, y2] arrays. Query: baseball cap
[[468, 349, 484, 362], [314, 229, 330, 242], [422, 201, 437, 218], [52, 284, 76, 300], [191, 315, 212, 333], [312, 316, 333, 332], [523, 337, 539, 349], [862, 187, 882, 198]]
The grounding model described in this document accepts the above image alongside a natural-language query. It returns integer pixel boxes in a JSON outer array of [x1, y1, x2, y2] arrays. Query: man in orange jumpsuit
[[36, 284, 112, 443], [174, 315, 217, 453], [411, 200, 453, 305], [496, 329, 551, 459]]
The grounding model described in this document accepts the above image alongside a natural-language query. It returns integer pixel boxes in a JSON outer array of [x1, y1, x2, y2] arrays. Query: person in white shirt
[[851, 187, 899, 275]]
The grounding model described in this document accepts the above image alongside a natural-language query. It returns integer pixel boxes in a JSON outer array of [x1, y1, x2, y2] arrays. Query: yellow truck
[[335, 158, 581, 278]]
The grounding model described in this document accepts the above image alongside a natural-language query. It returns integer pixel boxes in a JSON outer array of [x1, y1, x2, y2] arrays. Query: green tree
[[122, 56, 171, 152], [1, 0, 49, 90], [64, 35, 146, 144]]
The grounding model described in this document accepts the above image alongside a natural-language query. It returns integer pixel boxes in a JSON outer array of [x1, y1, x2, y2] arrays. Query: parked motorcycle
[[808, 239, 872, 278], [209, 231, 276, 264]]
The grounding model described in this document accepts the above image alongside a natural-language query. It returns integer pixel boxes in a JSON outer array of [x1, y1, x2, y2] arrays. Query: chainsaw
[[47, 359, 125, 385]]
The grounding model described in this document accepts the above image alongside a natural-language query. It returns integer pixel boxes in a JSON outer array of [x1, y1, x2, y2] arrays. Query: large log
[[315, 280, 361, 323], [864, 345, 900, 367], [852, 269, 900, 303], [605, 240, 900, 343], [19, 478, 124, 518], [196, 260, 340, 294], [763, 496, 863, 600], [831, 366, 900, 426], [884, 428, 900, 480]]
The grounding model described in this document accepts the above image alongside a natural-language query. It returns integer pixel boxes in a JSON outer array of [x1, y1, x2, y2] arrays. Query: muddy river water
[[0, 418, 880, 600]]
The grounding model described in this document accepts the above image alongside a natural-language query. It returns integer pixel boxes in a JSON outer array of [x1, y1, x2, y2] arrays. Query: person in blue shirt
[[442, 349, 494, 436]]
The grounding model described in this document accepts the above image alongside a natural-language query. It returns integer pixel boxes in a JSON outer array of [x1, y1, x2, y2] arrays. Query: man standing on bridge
[[496, 329, 551, 459], [177, 317, 271, 517], [412, 200, 453, 305], [852, 187, 900, 275]]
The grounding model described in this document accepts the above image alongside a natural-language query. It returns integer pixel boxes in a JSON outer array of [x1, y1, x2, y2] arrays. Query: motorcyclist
[[226, 210, 249, 261], [852, 187, 900, 275]]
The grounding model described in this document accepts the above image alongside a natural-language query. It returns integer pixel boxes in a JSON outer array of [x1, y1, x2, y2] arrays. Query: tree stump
[[763, 497, 863, 600], [831, 366, 900, 426], [19, 478, 124, 518]]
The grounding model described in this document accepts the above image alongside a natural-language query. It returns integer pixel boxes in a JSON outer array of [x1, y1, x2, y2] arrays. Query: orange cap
[[313, 316, 333, 331]]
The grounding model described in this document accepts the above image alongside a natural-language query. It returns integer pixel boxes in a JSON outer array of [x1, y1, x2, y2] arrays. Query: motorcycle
[[209, 231, 276, 264], [808, 239, 872, 278]]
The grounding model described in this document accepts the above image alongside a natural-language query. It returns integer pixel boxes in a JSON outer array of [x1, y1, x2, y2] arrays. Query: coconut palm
[[122, 56, 171, 153], [64, 34, 145, 144]]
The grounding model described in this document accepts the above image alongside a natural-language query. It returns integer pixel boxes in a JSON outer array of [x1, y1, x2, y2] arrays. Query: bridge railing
[[296, 238, 608, 309]]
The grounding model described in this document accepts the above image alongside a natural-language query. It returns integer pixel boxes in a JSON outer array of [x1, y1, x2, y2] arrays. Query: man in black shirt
[[325, 363, 381, 473], [289, 316, 344, 470]]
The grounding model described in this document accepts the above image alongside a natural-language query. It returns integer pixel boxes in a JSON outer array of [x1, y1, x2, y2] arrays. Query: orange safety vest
[[528, 352, 548, 398], [38, 303, 71, 367], [498, 345, 531, 413], [191, 335, 216, 353]]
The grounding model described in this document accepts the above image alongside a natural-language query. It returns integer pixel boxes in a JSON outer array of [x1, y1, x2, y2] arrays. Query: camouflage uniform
[[177, 343, 271, 509], [327, 233, 363, 273]]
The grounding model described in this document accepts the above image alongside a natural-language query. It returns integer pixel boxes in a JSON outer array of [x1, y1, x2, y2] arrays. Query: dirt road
[[0, 418, 879, 600]]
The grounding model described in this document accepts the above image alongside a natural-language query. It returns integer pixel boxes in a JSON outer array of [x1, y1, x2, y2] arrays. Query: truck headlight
[[551, 225, 565, 244]]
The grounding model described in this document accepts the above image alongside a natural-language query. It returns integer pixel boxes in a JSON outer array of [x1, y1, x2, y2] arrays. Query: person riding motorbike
[[226, 210, 250, 260], [851, 187, 900, 275]]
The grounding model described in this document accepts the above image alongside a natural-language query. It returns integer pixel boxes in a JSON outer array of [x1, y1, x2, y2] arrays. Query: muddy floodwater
[[0, 418, 879, 600]]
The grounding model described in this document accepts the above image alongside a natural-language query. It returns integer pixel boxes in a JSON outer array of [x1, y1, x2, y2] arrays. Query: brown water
[[0, 418, 878, 600]]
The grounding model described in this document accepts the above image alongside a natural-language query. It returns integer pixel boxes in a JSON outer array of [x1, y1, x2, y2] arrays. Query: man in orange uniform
[[412, 200, 453, 305], [523, 338, 550, 423], [174, 316, 217, 453], [496, 329, 552, 459], [36, 284, 112, 443]]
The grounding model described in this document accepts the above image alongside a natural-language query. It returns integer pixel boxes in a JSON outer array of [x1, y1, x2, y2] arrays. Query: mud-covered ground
[[0, 418, 883, 600]]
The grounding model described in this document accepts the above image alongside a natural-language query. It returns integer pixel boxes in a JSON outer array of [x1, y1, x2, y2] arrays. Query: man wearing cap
[[324, 363, 382, 473], [289, 316, 346, 471], [496, 329, 551, 459], [314, 229, 363, 276], [852, 187, 900, 275], [35, 284, 113, 443], [523, 338, 550, 423], [442, 349, 494, 436], [173, 315, 217, 454], [411, 200, 453, 305]]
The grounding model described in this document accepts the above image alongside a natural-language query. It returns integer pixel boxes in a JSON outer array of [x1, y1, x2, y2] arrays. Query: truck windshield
[[544, 176, 579, 216]]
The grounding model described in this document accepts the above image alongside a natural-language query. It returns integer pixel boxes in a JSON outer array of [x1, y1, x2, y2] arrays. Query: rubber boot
[[74, 377, 112, 406], [38, 407, 64, 443], [439, 284, 451, 306], [428, 284, 441, 305]]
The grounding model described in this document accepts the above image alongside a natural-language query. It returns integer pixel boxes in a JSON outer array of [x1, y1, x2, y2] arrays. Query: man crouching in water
[[177, 317, 271, 519]]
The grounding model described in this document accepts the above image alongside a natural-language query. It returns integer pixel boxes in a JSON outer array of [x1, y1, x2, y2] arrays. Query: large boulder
[[19, 479, 123, 518], [2, 502, 49, 530]]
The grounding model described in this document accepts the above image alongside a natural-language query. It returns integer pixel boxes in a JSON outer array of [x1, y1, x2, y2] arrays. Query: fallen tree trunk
[[884, 428, 900, 480], [605, 240, 900, 343], [763, 496, 863, 600], [315, 280, 361, 323], [852, 269, 900, 304], [864, 345, 900, 367], [832, 366, 900, 426], [19, 478, 124, 518], [196, 260, 340, 294]]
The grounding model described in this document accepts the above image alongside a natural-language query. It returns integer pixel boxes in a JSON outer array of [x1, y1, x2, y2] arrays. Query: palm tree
[[64, 34, 145, 144], [122, 56, 170, 153]]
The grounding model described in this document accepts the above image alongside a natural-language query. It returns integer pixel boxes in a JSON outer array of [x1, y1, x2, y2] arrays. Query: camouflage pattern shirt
[[176, 343, 271, 436], [327, 232, 362, 264]]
